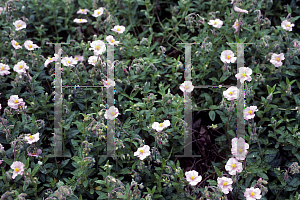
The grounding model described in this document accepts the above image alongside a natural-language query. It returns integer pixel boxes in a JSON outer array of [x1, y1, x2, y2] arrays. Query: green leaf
[[206, 179, 217, 186], [264, 148, 279, 155], [209, 110, 216, 121], [32, 164, 40, 176], [213, 165, 222, 177], [25, 158, 30, 169], [287, 4, 292, 13]]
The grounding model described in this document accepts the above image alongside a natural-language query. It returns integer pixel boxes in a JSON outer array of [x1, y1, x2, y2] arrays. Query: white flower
[[134, 145, 151, 160], [231, 137, 249, 160], [106, 35, 120, 46], [179, 81, 194, 93], [244, 187, 262, 200], [61, 56, 77, 67], [281, 20, 295, 32], [104, 106, 120, 120], [88, 56, 99, 66], [89, 40, 106, 55], [13, 20, 26, 31], [13, 60, 29, 75], [111, 25, 126, 34], [103, 78, 115, 88], [0, 63, 10, 76], [25, 132, 40, 144], [8, 95, 24, 110], [38, 161, 43, 165], [185, 170, 202, 186], [24, 40, 39, 50], [217, 177, 233, 194], [235, 67, 252, 83], [243, 106, 258, 120], [225, 157, 243, 175], [223, 86, 239, 101], [152, 120, 170, 132], [73, 18, 88, 23], [233, 6, 249, 14], [44, 56, 57, 68], [92, 7, 104, 17], [220, 50, 237, 64], [270, 53, 285, 67], [208, 19, 223, 28], [11, 40, 22, 49], [77, 8, 89, 15]]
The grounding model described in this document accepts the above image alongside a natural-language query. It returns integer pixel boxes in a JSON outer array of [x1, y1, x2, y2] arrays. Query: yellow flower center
[[191, 176, 195, 180], [117, 28, 120, 31], [1, 67, 4, 70], [15, 168, 19, 172], [232, 164, 236, 168], [79, 19, 82, 21], [14, 100, 18, 103], [214, 22, 217, 25], [185, 86, 189, 89], [160, 123, 163, 127], [20, 65, 23, 69], [82, 9, 84, 12], [19, 106, 22, 109], [94, 60, 97, 64], [18, 24, 21, 27], [76, 57, 78, 60], [29, 44, 32, 48], [251, 192, 255, 196], [248, 110, 252, 114], [16, 42, 19, 46], [241, 73, 246, 77], [96, 46, 99, 50], [140, 149, 143, 153], [107, 82, 109, 85], [30, 135, 33, 140], [223, 182, 227, 186], [32, 152, 36, 155], [276, 57, 279, 61], [235, 23, 238, 26], [239, 148, 243, 152], [111, 112, 115, 116], [286, 24, 289, 27], [49, 58, 52, 61], [227, 55, 231, 59], [68, 61, 71, 64], [97, 11, 100, 14], [111, 39, 114, 43], [229, 91, 233, 95]]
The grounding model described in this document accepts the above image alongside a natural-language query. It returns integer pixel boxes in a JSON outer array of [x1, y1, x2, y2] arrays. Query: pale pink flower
[[281, 20, 295, 32], [61, 56, 77, 67], [0, 143, 4, 151], [13, 60, 29, 75], [217, 177, 233, 194], [103, 78, 115, 88], [234, 6, 249, 14], [16, 101, 27, 113], [243, 106, 258, 120], [185, 170, 202, 186], [77, 8, 89, 14], [223, 86, 239, 101], [208, 19, 223, 28], [221, 50, 237, 64], [270, 53, 285, 67], [11, 40, 22, 49], [0, 7, 3, 15], [0, 104, 1, 110], [13, 20, 26, 31], [89, 40, 106, 55], [231, 137, 249, 160], [74, 55, 84, 62], [231, 0, 235, 4], [24, 40, 39, 50], [11, 161, 25, 179], [44, 56, 57, 68], [0, 63, 10, 76], [232, 19, 240, 33], [225, 157, 243, 175], [134, 145, 151, 160], [104, 106, 120, 120], [244, 187, 262, 200], [111, 25, 126, 34], [152, 120, 170, 132], [25, 132, 40, 144], [27, 149, 42, 157], [73, 18, 88, 23], [106, 35, 120, 46], [92, 7, 104, 17], [235, 67, 252, 83], [88, 56, 99, 66], [0, 160, 3, 164], [179, 81, 194, 93]]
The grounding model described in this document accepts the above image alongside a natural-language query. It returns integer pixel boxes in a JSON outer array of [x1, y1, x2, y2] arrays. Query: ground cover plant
[[0, 0, 300, 199]]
